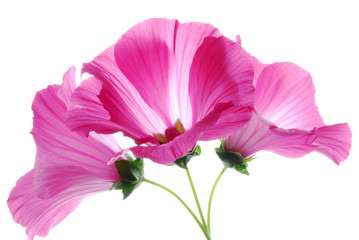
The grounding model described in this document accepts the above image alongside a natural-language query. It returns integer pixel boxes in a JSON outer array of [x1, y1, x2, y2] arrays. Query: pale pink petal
[[79, 45, 167, 136], [113, 19, 222, 129], [255, 62, 325, 130], [226, 111, 318, 158], [313, 123, 352, 165], [131, 102, 234, 164], [170, 21, 221, 128], [189, 36, 254, 127], [34, 165, 119, 199], [8, 170, 113, 240], [114, 18, 177, 126], [251, 56, 267, 87], [89, 132, 122, 153]]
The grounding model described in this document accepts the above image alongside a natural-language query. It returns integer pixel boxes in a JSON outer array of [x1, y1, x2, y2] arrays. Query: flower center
[[154, 119, 185, 144]]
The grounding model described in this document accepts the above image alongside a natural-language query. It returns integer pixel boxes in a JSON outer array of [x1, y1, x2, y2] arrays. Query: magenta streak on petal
[[189, 36, 254, 126], [80, 44, 167, 137], [171, 21, 221, 128], [66, 77, 123, 137], [114, 19, 222, 130]]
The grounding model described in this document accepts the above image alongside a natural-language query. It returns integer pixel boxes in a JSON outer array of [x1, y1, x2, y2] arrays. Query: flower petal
[[226, 111, 318, 159], [170, 21, 221, 128], [189, 36, 254, 125], [251, 56, 267, 87], [114, 18, 221, 129], [8, 170, 113, 240], [313, 123, 352, 165], [131, 102, 234, 164], [58, 66, 76, 106], [114, 18, 176, 126], [78, 44, 167, 137], [199, 105, 253, 141], [67, 77, 123, 136], [255, 62, 325, 130], [31, 73, 120, 198], [9, 69, 122, 239]]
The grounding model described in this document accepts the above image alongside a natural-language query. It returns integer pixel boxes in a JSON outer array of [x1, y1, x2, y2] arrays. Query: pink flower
[[66, 18, 255, 164], [7, 67, 121, 239], [224, 59, 351, 165]]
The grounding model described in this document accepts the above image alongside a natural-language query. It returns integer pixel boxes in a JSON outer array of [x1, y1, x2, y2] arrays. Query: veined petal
[[66, 77, 123, 136], [58, 66, 76, 106], [255, 62, 325, 130], [226, 111, 318, 159], [170, 21, 221, 128], [114, 18, 221, 129], [80, 44, 167, 137], [189, 36, 254, 124], [114, 18, 176, 126], [9, 68, 121, 239], [313, 123, 352, 165], [31, 71, 120, 198], [199, 105, 253, 141], [131, 102, 234, 164], [251, 56, 267, 87], [8, 170, 113, 240]]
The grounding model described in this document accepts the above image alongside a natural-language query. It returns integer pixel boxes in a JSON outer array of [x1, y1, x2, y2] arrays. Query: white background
[[1, 0, 358, 239]]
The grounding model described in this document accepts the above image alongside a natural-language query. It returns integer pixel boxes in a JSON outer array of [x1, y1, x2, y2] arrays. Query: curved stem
[[207, 167, 227, 233], [185, 169, 208, 232], [143, 178, 211, 240]]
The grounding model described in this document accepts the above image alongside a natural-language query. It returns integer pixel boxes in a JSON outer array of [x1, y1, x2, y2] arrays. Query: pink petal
[[31, 75, 120, 198], [114, 18, 221, 129], [199, 105, 253, 141], [255, 62, 325, 130], [58, 66, 76, 106], [32, 85, 119, 183], [170, 21, 221, 128], [131, 102, 234, 164], [67, 77, 123, 136], [251, 56, 267, 87], [235, 37, 266, 87], [78, 44, 167, 137], [114, 18, 176, 126], [226, 111, 318, 159], [8, 170, 113, 240], [9, 70, 121, 239], [189, 36, 254, 125], [313, 123, 352, 165]]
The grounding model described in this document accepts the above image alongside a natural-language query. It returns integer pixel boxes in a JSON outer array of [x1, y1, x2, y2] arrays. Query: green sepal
[[171, 145, 201, 169], [215, 144, 250, 175], [111, 158, 144, 199]]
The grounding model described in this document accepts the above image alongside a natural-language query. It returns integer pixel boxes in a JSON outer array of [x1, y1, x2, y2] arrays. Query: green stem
[[207, 167, 227, 233], [185, 169, 208, 232], [143, 178, 211, 240]]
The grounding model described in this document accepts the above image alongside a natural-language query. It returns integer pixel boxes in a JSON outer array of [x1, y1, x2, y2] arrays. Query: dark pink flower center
[[154, 120, 186, 144]]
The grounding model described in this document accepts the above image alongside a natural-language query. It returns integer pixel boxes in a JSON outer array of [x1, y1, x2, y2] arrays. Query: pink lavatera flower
[[67, 18, 255, 164], [7, 67, 122, 240], [224, 60, 351, 167]]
